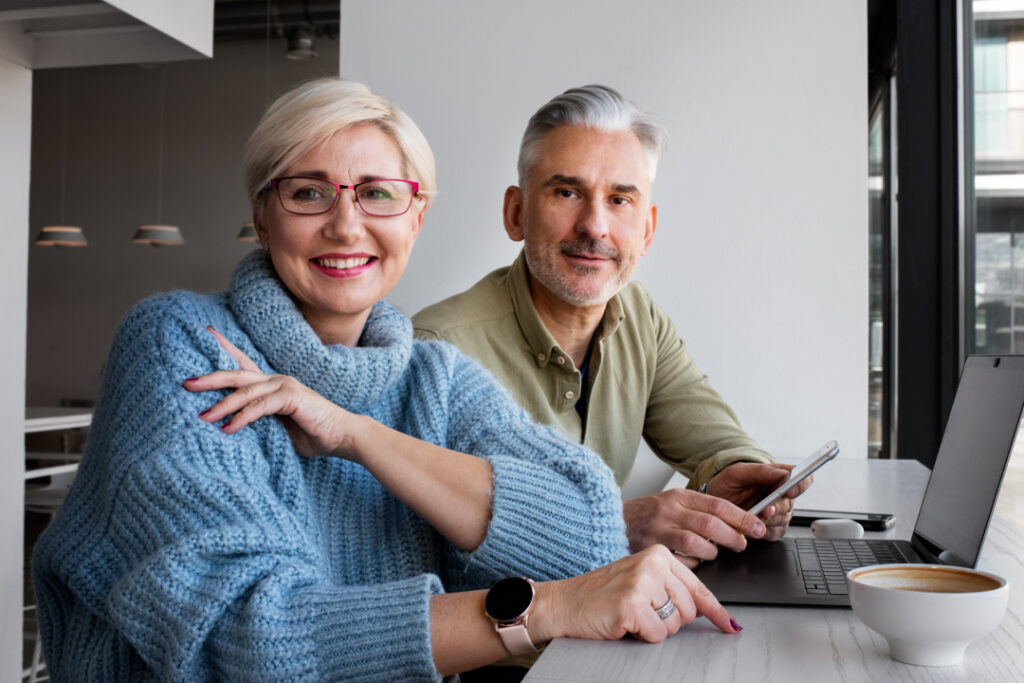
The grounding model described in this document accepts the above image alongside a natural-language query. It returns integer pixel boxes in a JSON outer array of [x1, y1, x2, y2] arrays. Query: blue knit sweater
[[33, 251, 627, 682]]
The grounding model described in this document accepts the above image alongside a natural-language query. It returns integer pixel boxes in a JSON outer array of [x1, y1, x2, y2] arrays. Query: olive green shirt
[[413, 252, 773, 489]]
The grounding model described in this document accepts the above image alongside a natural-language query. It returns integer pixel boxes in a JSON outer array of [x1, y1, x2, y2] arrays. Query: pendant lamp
[[36, 72, 87, 248], [135, 66, 184, 247]]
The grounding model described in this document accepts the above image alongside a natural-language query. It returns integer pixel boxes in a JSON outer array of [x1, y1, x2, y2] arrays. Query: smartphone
[[790, 509, 895, 530], [747, 440, 839, 516]]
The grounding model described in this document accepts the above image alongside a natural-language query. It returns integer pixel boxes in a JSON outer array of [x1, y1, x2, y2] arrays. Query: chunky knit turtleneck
[[230, 251, 413, 412], [32, 251, 627, 682]]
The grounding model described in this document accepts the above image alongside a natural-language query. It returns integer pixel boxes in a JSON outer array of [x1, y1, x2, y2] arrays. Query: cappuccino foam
[[852, 566, 1002, 593]]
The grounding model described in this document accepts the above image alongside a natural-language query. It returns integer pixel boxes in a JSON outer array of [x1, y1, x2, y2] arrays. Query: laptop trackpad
[[696, 540, 801, 601]]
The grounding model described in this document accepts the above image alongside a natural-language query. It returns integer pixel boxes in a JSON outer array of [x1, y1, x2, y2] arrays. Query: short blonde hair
[[243, 78, 436, 216]]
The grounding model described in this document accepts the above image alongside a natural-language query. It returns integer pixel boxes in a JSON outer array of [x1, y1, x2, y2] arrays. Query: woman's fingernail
[[199, 409, 210, 418], [730, 618, 743, 632], [184, 377, 198, 383], [220, 423, 231, 432]]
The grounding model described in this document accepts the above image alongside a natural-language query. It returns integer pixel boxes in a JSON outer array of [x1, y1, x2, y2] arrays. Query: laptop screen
[[913, 355, 1024, 567]]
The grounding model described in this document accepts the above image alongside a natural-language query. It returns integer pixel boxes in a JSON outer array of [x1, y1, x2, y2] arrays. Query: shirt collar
[[506, 250, 625, 369]]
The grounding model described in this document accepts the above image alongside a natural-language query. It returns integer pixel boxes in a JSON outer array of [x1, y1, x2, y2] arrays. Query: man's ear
[[640, 204, 658, 255], [503, 185, 525, 242]]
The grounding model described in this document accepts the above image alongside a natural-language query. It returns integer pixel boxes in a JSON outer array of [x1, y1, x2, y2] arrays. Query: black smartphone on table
[[790, 509, 895, 530]]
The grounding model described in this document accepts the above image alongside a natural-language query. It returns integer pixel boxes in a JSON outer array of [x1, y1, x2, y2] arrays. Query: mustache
[[559, 238, 620, 260]]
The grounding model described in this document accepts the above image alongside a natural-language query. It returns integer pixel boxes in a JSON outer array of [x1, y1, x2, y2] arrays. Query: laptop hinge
[[910, 532, 970, 566]]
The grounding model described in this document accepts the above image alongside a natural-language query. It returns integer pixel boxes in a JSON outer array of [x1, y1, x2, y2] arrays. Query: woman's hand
[[187, 327, 494, 550], [531, 545, 741, 645], [430, 546, 740, 675], [184, 327, 359, 460]]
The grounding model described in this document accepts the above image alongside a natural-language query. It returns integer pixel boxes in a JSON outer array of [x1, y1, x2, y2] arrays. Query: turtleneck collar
[[228, 250, 413, 413]]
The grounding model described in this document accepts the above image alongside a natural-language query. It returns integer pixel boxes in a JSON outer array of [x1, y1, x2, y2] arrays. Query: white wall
[[340, 0, 869, 480], [0, 55, 32, 683]]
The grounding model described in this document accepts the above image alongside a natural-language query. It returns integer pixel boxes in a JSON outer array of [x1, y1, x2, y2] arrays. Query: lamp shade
[[237, 222, 259, 242], [36, 226, 87, 247], [133, 224, 184, 246]]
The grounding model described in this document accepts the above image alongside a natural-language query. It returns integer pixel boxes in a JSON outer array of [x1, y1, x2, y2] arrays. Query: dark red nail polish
[[199, 409, 210, 417], [184, 377, 198, 383], [220, 424, 230, 432], [730, 618, 743, 632]]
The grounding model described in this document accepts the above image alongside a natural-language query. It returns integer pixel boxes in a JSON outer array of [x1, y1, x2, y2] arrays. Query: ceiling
[[214, 0, 338, 42], [0, 0, 337, 48]]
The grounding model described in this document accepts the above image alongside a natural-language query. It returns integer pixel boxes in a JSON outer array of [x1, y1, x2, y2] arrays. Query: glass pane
[[971, 1, 1024, 530], [868, 108, 885, 458]]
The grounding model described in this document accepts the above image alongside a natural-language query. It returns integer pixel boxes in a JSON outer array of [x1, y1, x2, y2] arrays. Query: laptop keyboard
[[796, 538, 909, 595]]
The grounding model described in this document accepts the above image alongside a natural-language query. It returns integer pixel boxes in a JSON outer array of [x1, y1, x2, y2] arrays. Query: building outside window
[[971, 0, 1024, 524], [972, 1, 1024, 356]]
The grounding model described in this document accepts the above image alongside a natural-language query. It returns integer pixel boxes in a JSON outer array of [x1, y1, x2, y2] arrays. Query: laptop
[[695, 354, 1024, 607]]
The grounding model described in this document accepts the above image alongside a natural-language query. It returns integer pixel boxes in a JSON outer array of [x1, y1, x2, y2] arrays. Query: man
[[414, 85, 809, 566]]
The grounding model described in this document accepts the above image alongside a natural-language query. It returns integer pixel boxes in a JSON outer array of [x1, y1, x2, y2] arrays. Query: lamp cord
[[156, 66, 165, 224], [59, 71, 68, 225]]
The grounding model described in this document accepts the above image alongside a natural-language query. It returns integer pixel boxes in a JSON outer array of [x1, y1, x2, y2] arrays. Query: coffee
[[851, 566, 1003, 593]]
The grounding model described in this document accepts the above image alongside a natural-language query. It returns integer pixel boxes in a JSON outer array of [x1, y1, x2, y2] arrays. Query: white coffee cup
[[847, 564, 1009, 666]]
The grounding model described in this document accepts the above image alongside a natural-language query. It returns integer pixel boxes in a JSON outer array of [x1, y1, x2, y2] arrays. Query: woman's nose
[[321, 192, 365, 242]]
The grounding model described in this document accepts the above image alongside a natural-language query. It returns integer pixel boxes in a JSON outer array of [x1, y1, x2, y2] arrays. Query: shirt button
[[537, 352, 546, 362], [556, 356, 566, 365], [564, 390, 575, 400]]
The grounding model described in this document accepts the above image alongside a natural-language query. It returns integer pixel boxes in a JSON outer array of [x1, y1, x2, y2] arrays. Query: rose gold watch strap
[[495, 621, 539, 655]]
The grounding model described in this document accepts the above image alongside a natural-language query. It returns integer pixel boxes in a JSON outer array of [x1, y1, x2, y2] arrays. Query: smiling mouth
[[313, 256, 375, 269]]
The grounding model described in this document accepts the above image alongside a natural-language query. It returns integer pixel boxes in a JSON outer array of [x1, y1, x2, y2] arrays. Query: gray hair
[[516, 84, 667, 187], [244, 78, 436, 217]]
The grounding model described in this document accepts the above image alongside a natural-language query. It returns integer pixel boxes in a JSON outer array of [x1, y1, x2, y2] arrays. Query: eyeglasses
[[269, 176, 420, 217]]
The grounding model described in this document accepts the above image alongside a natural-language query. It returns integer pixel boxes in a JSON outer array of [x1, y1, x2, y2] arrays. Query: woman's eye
[[293, 186, 325, 201], [360, 186, 393, 201]]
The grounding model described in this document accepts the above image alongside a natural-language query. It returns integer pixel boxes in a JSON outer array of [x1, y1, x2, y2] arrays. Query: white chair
[[23, 467, 78, 682]]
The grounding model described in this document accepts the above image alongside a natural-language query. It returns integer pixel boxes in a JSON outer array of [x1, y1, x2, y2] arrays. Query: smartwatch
[[484, 577, 539, 655]]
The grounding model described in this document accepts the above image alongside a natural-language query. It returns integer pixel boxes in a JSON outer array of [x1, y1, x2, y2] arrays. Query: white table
[[526, 459, 1024, 682], [24, 406, 92, 480], [24, 406, 93, 434]]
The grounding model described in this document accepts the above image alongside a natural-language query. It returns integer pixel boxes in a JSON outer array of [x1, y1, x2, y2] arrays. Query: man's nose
[[322, 191, 365, 242], [575, 198, 610, 239]]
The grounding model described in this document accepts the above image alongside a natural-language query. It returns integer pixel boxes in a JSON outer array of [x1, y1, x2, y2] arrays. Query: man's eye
[[610, 196, 631, 206], [555, 188, 576, 198]]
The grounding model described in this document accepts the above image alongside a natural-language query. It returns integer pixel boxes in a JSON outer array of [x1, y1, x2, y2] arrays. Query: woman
[[33, 79, 739, 681]]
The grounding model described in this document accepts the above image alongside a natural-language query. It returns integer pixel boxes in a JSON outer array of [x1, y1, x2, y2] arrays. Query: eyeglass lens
[[275, 177, 415, 217]]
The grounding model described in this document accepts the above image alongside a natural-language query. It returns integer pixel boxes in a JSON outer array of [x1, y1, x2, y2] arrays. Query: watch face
[[485, 577, 534, 622]]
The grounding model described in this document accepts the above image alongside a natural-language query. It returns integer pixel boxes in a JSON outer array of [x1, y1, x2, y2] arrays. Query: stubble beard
[[522, 228, 634, 307]]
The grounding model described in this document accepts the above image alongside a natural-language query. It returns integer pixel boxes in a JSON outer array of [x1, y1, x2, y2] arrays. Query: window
[[969, 0, 1024, 525]]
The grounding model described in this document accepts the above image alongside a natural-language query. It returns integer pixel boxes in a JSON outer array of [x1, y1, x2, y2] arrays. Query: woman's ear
[[253, 212, 270, 251]]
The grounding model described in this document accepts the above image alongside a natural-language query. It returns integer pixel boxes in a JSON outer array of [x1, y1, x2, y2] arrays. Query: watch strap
[[494, 620, 539, 655]]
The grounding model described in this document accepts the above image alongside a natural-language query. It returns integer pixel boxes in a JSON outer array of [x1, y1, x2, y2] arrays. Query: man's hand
[[623, 489, 767, 568], [705, 462, 813, 541]]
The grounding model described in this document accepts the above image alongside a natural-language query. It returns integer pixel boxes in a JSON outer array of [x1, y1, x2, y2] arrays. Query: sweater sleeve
[[429, 344, 628, 586], [33, 294, 444, 682]]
